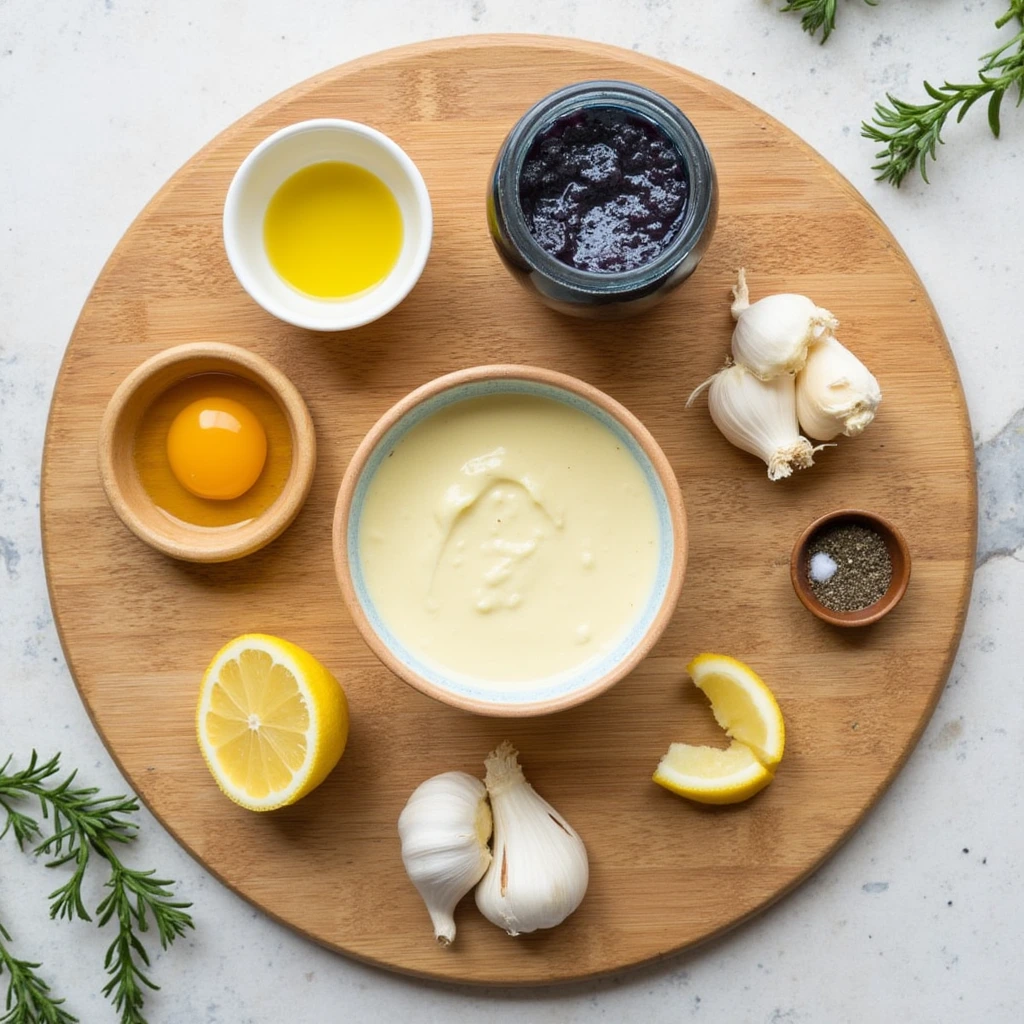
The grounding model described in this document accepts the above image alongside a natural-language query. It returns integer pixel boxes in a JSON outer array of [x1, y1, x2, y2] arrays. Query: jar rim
[[495, 80, 716, 296]]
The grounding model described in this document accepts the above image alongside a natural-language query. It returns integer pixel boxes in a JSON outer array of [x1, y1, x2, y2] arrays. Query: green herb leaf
[[0, 754, 194, 1024], [988, 87, 1006, 135], [859, 1, 1024, 185], [779, 0, 878, 44], [0, 920, 78, 1024]]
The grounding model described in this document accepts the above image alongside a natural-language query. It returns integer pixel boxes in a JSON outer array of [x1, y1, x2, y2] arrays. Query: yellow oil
[[263, 161, 403, 299], [134, 374, 292, 528]]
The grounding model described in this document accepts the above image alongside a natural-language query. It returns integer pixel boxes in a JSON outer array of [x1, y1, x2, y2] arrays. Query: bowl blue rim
[[344, 376, 677, 708]]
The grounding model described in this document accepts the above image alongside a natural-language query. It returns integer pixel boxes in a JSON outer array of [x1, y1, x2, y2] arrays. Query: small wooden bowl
[[791, 509, 911, 627], [333, 364, 687, 717], [98, 342, 316, 563]]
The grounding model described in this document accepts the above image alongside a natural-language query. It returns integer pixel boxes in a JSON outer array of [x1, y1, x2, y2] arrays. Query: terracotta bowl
[[791, 509, 911, 627], [98, 342, 316, 563], [333, 365, 687, 717]]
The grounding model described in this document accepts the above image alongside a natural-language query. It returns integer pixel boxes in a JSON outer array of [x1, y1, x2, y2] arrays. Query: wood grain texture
[[40, 36, 976, 984]]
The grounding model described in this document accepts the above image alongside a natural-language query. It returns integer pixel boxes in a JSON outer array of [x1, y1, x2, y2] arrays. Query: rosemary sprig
[[862, 2, 1024, 185], [0, 921, 76, 1024], [0, 753, 194, 1024], [96, 857, 192, 1023], [780, 1, 1024, 185], [779, 0, 878, 44]]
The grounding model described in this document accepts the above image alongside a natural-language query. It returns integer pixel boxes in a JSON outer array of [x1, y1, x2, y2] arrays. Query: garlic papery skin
[[475, 742, 589, 937], [730, 268, 839, 380], [795, 334, 882, 441], [690, 363, 818, 481], [398, 771, 492, 946]]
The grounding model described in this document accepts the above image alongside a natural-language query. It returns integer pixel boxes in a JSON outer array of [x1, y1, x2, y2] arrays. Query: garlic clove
[[398, 771, 492, 947], [795, 334, 882, 441], [729, 268, 838, 380], [475, 742, 589, 937], [696, 363, 820, 481]]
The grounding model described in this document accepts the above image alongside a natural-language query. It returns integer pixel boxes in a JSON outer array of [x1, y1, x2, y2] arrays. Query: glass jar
[[487, 80, 718, 320]]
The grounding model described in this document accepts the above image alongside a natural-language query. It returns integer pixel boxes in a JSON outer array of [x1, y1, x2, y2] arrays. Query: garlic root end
[[430, 912, 456, 947], [811, 308, 839, 335], [767, 439, 816, 481], [842, 409, 876, 436]]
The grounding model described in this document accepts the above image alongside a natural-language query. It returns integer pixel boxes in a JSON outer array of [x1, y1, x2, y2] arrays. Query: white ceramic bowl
[[223, 119, 432, 331]]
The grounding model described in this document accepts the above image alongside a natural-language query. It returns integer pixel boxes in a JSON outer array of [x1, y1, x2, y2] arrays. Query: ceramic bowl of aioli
[[333, 365, 687, 717], [223, 119, 432, 332]]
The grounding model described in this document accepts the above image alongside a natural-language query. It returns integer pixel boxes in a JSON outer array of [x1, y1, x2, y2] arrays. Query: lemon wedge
[[197, 634, 349, 812], [653, 740, 774, 804], [687, 653, 785, 766], [653, 653, 785, 805]]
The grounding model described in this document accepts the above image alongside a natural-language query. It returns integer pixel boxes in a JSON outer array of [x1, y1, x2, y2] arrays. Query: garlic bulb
[[730, 268, 838, 380], [795, 333, 882, 441], [688, 363, 820, 481], [475, 742, 588, 936], [398, 771, 492, 946]]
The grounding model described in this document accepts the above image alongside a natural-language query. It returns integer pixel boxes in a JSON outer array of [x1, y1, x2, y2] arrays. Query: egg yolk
[[166, 397, 267, 500]]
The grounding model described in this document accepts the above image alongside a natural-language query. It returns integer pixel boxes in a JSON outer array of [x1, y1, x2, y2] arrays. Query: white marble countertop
[[2, 1, 1022, 1021]]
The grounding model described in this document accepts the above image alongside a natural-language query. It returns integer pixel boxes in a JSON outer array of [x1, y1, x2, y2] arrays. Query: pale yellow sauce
[[358, 394, 660, 685]]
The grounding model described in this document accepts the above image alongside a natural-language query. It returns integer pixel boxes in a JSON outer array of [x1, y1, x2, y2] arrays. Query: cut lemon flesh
[[687, 653, 785, 766], [654, 740, 774, 805], [197, 634, 348, 812]]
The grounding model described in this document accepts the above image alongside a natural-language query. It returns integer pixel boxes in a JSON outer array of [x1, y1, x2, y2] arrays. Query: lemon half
[[654, 653, 785, 805], [197, 634, 349, 812]]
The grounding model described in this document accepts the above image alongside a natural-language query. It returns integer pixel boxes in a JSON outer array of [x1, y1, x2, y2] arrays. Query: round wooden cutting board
[[41, 36, 976, 984]]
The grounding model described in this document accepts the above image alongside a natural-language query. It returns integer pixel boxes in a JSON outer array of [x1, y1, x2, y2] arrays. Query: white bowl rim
[[222, 118, 433, 332]]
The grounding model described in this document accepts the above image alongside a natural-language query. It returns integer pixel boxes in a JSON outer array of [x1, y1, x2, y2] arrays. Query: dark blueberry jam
[[518, 107, 689, 274]]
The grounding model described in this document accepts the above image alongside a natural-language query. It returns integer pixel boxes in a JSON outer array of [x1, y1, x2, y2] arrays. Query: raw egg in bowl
[[333, 365, 687, 717], [166, 396, 268, 501], [98, 342, 316, 563]]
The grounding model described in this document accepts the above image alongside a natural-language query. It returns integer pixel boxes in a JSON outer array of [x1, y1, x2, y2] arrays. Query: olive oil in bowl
[[263, 161, 403, 299]]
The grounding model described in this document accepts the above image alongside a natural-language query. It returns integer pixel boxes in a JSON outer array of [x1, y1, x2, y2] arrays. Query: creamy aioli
[[358, 394, 660, 685]]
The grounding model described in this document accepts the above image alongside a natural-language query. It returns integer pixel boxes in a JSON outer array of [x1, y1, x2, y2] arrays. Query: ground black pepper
[[808, 524, 892, 612]]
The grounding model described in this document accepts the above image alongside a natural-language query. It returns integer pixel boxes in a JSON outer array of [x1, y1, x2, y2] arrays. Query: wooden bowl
[[791, 509, 911, 627], [98, 342, 316, 562], [333, 364, 687, 717]]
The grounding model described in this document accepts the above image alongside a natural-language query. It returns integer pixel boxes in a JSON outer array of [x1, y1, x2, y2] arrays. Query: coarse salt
[[809, 551, 838, 583]]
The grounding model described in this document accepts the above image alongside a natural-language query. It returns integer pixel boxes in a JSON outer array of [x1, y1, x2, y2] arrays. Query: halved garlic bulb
[[398, 771, 492, 946], [474, 742, 589, 936]]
